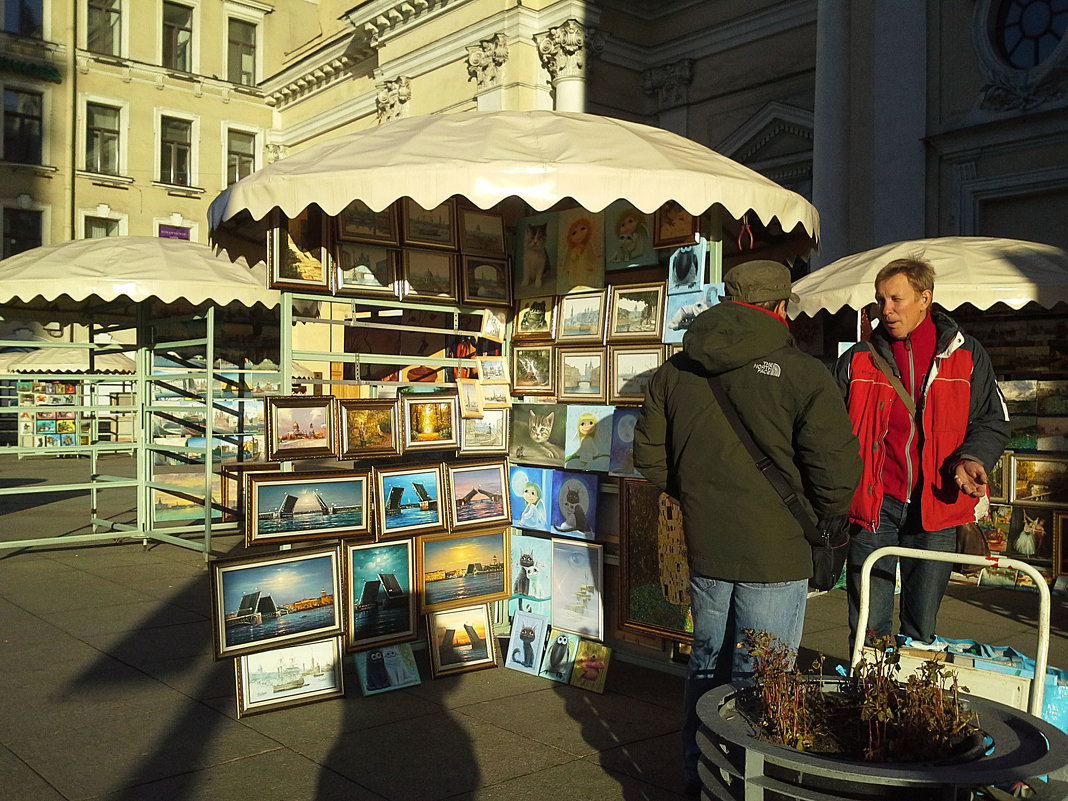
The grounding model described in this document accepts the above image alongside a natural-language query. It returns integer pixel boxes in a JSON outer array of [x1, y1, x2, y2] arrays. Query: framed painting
[[664, 283, 723, 344], [458, 206, 506, 256], [548, 469, 598, 540], [1009, 454, 1068, 507], [354, 642, 421, 695], [235, 636, 344, 718], [479, 382, 513, 410], [245, 470, 371, 546], [221, 461, 280, 521], [338, 199, 399, 245], [1053, 511, 1068, 576], [604, 200, 657, 271], [455, 378, 485, 419], [987, 452, 1008, 503], [461, 256, 512, 308], [508, 402, 567, 468], [479, 308, 507, 343], [270, 208, 329, 292], [539, 629, 580, 683], [999, 379, 1038, 416], [555, 346, 607, 404], [665, 239, 707, 294], [618, 477, 693, 641], [426, 602, 498, 677], [562, 404, 613, 473], [513, 213, 559, 300], [550, 538, 604, 640], [1037, 417, 1068, 451], [265, 395, 335, 461], [475, 355, 509, 385], [508, 528, 552, 616], [210, 544, 343, 660], [459, 408, 509, 455], [555, 208, 604, 294], [607, 282, 666, 342], [1037, 380, 1068, 415], [417, 527, 510, 613], [570, 639, 612, 693], [401, 248, 459, 303], [402, 198, 457, 249], [508, 464, 554, 535], [512, 344, 554, 396], [556, 290, 606, 344], [402, 393, 459, 451], [503, 610, 549, 676], [333, 243, 398, 297], [344, 538, 417, 651], [374, 463, 447, 538], [653, 199, 699, 248], [608, 406, 642, 478], [335, 398, 400, 460], [1002, 504, 1054, 562], [445, 460, 510, 531], [609, 344, 664, 404], [513, 296, 556, 341]]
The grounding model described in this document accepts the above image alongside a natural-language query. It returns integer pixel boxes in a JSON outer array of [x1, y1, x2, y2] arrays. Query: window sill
[[152, 182, 205, 198], [3, 161, 59, 176], [77, 170, 133, 185]]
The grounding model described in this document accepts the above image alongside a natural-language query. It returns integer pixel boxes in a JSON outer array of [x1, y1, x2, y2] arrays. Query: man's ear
[[775, 299, 788, 317]]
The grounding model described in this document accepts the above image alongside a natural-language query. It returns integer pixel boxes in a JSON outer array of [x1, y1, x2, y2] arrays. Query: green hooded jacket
[[633, 302, 861, 582]]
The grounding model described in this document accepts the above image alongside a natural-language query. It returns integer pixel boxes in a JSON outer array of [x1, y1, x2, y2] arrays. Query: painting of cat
[[508, 403, 566, 467], [514, 215, 558, 299]]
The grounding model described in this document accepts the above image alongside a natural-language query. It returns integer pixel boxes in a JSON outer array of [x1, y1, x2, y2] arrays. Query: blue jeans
[[846, 495, 956, 648], [681, 574, 807, 785]]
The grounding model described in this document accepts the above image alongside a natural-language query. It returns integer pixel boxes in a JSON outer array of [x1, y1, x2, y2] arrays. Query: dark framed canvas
[[445, 460, 510, 531], [427, 602, 498, 677], [269, 208, 330, 292], [608, 344, 664, 404], [417, 527, 510, 613], [1002, 504, 1055, 562], [513, 295, 556, 342], [373, 462, 447, 538], [1038, 380, 1068, 415], [335, 398, 400, 459], [354, 642, 421, 695], [618, 477, 693, 641], [1009, 454, 1068, 507], [344, 538, 417, 651], [265, 395, 335, 461], [401, 248, 459, 303], [652, 199, 698, 248], [607, 282, 665, 342], [402, 198, 457, 249], [1053, 511, 1068, 576], [459, 408, 509, 455], [210, 544, 343, 660], [338, 199, 399, 245], [461, 255, 512, 308], [987, 452, 1008, 503], [556, 290, 606, 344], [245, 469, 372, 546], [401, 393, 459, 451], [458, 206, 506, 256], [550, 538, 604, 640], [555, 346, 607, 404], [235, 636, 344, 718], [333, 243, 398, 297], [511, 344, 555, 396]]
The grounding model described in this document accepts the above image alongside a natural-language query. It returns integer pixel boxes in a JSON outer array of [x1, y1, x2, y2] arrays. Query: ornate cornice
[[350, 0, 462, 46]]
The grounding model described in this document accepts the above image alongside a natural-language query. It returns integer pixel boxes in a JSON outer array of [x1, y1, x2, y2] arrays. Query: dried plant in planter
[[740, 630, 982, 763]]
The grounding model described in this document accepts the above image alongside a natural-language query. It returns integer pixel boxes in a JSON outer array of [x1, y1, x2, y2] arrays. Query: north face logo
[[753, 361, 782, 377]]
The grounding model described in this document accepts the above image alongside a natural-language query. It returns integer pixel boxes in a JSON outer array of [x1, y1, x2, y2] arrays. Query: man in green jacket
[[633, 260, 861, 795]]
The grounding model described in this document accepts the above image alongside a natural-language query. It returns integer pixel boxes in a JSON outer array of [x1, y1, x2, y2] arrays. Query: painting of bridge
[[247, 471, 370, 544], [376, 464, 447, 538], [446, 461, 510, 529]]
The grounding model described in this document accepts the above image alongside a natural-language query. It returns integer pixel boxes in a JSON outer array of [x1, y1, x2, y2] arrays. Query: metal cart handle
[[849, 546, 1051, 717]]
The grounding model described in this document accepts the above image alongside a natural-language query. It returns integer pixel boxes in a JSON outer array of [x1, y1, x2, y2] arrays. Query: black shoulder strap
[[706, 374, 820, 540], [865, 342, 917, 416]]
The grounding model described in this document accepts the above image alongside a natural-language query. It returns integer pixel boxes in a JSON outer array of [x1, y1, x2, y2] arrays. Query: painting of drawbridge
[[247, 471, 370, 543]]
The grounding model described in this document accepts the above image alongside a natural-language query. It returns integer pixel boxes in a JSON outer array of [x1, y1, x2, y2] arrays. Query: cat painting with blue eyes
[[509, 403, 567, 468]]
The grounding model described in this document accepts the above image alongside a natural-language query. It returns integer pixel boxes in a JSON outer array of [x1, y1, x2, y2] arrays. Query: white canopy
[[209, 110, 820, 265], [0, 347, 136, 374], [790, 236, 1068, 318], [0, 236, 277, 309]]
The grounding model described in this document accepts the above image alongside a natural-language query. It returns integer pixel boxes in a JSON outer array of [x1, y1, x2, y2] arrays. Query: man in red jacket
[[834, 258, 1009, 649]]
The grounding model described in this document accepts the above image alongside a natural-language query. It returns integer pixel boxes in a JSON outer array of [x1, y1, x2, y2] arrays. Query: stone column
[[534, 19, 603, 112], [811, 0, 850, 266], [466, 33, 509, 111], [376, 76, 411, 124], [642, 59, 694, 136]]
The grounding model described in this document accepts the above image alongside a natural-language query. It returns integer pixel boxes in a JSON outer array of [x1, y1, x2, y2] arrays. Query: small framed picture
[[607, 282, 666, 342], [475, 355, 509, 385], [456, 378, 485, 419], [245, 470, 372, 546], [270, 208, 329, 292], [373, 463, 448, 538], [338, 199, 399, 245], [557, 290, 607, 344], [480, 382, 513, 410], [549, 469, 598, 539], [1009, 454, 1068, 507], [461, 256, 512, 308], [503, 611, 549, 675], [235, 636, 344, 718], [401, 393, 459, 451], [988, 452, 1008, 504], [266, 395, 336, 461], [427, 603, 498, 677], [458, 207, 506, 256], [344, 538, 417, 651], [210, 545, 344, 660], [333, 243, 398, 297], [514, 296, 556, 341], [401, 248, 459, 303], [550, 538, 604, 640], [512, 344, 555, 396], [609, 345, 664, 404], [354, 642, 421, 695], [445, 460, 510, 531], [570, 639, 612, 693], [402, 198, 457, 249], [459, 408, 510, 455], [479, 308, 507, 343], [539, 629, 580, 683], [417, 527, 510, 612], [335, 398, 401, 460], [653, 199, 698, 248], [555, 347, 607, 403], [1053, 511, 1068, 576]]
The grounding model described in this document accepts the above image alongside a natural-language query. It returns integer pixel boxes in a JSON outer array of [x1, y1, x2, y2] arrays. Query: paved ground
[[2, 454, 1066, 801]]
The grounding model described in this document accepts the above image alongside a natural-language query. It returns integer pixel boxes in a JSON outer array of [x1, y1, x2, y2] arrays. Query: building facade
[[1, 0, 1066, 263]]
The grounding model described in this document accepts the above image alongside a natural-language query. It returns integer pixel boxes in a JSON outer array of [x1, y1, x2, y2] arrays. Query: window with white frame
[[84, 216, 120, 238], [227, 18, 256, 85], [226, 129, 255, 185], [2, 208, 42, 258], [3, 0, 43, 37], [162, 1, 193, 72], [159, 116, 191, 185], [87, 0, 121, 56], [86, 102, 120, 175], [3, 87, 43, 165]]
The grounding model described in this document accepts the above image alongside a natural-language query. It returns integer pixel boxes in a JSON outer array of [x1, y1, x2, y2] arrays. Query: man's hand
[[954, 459, 987, 498]]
